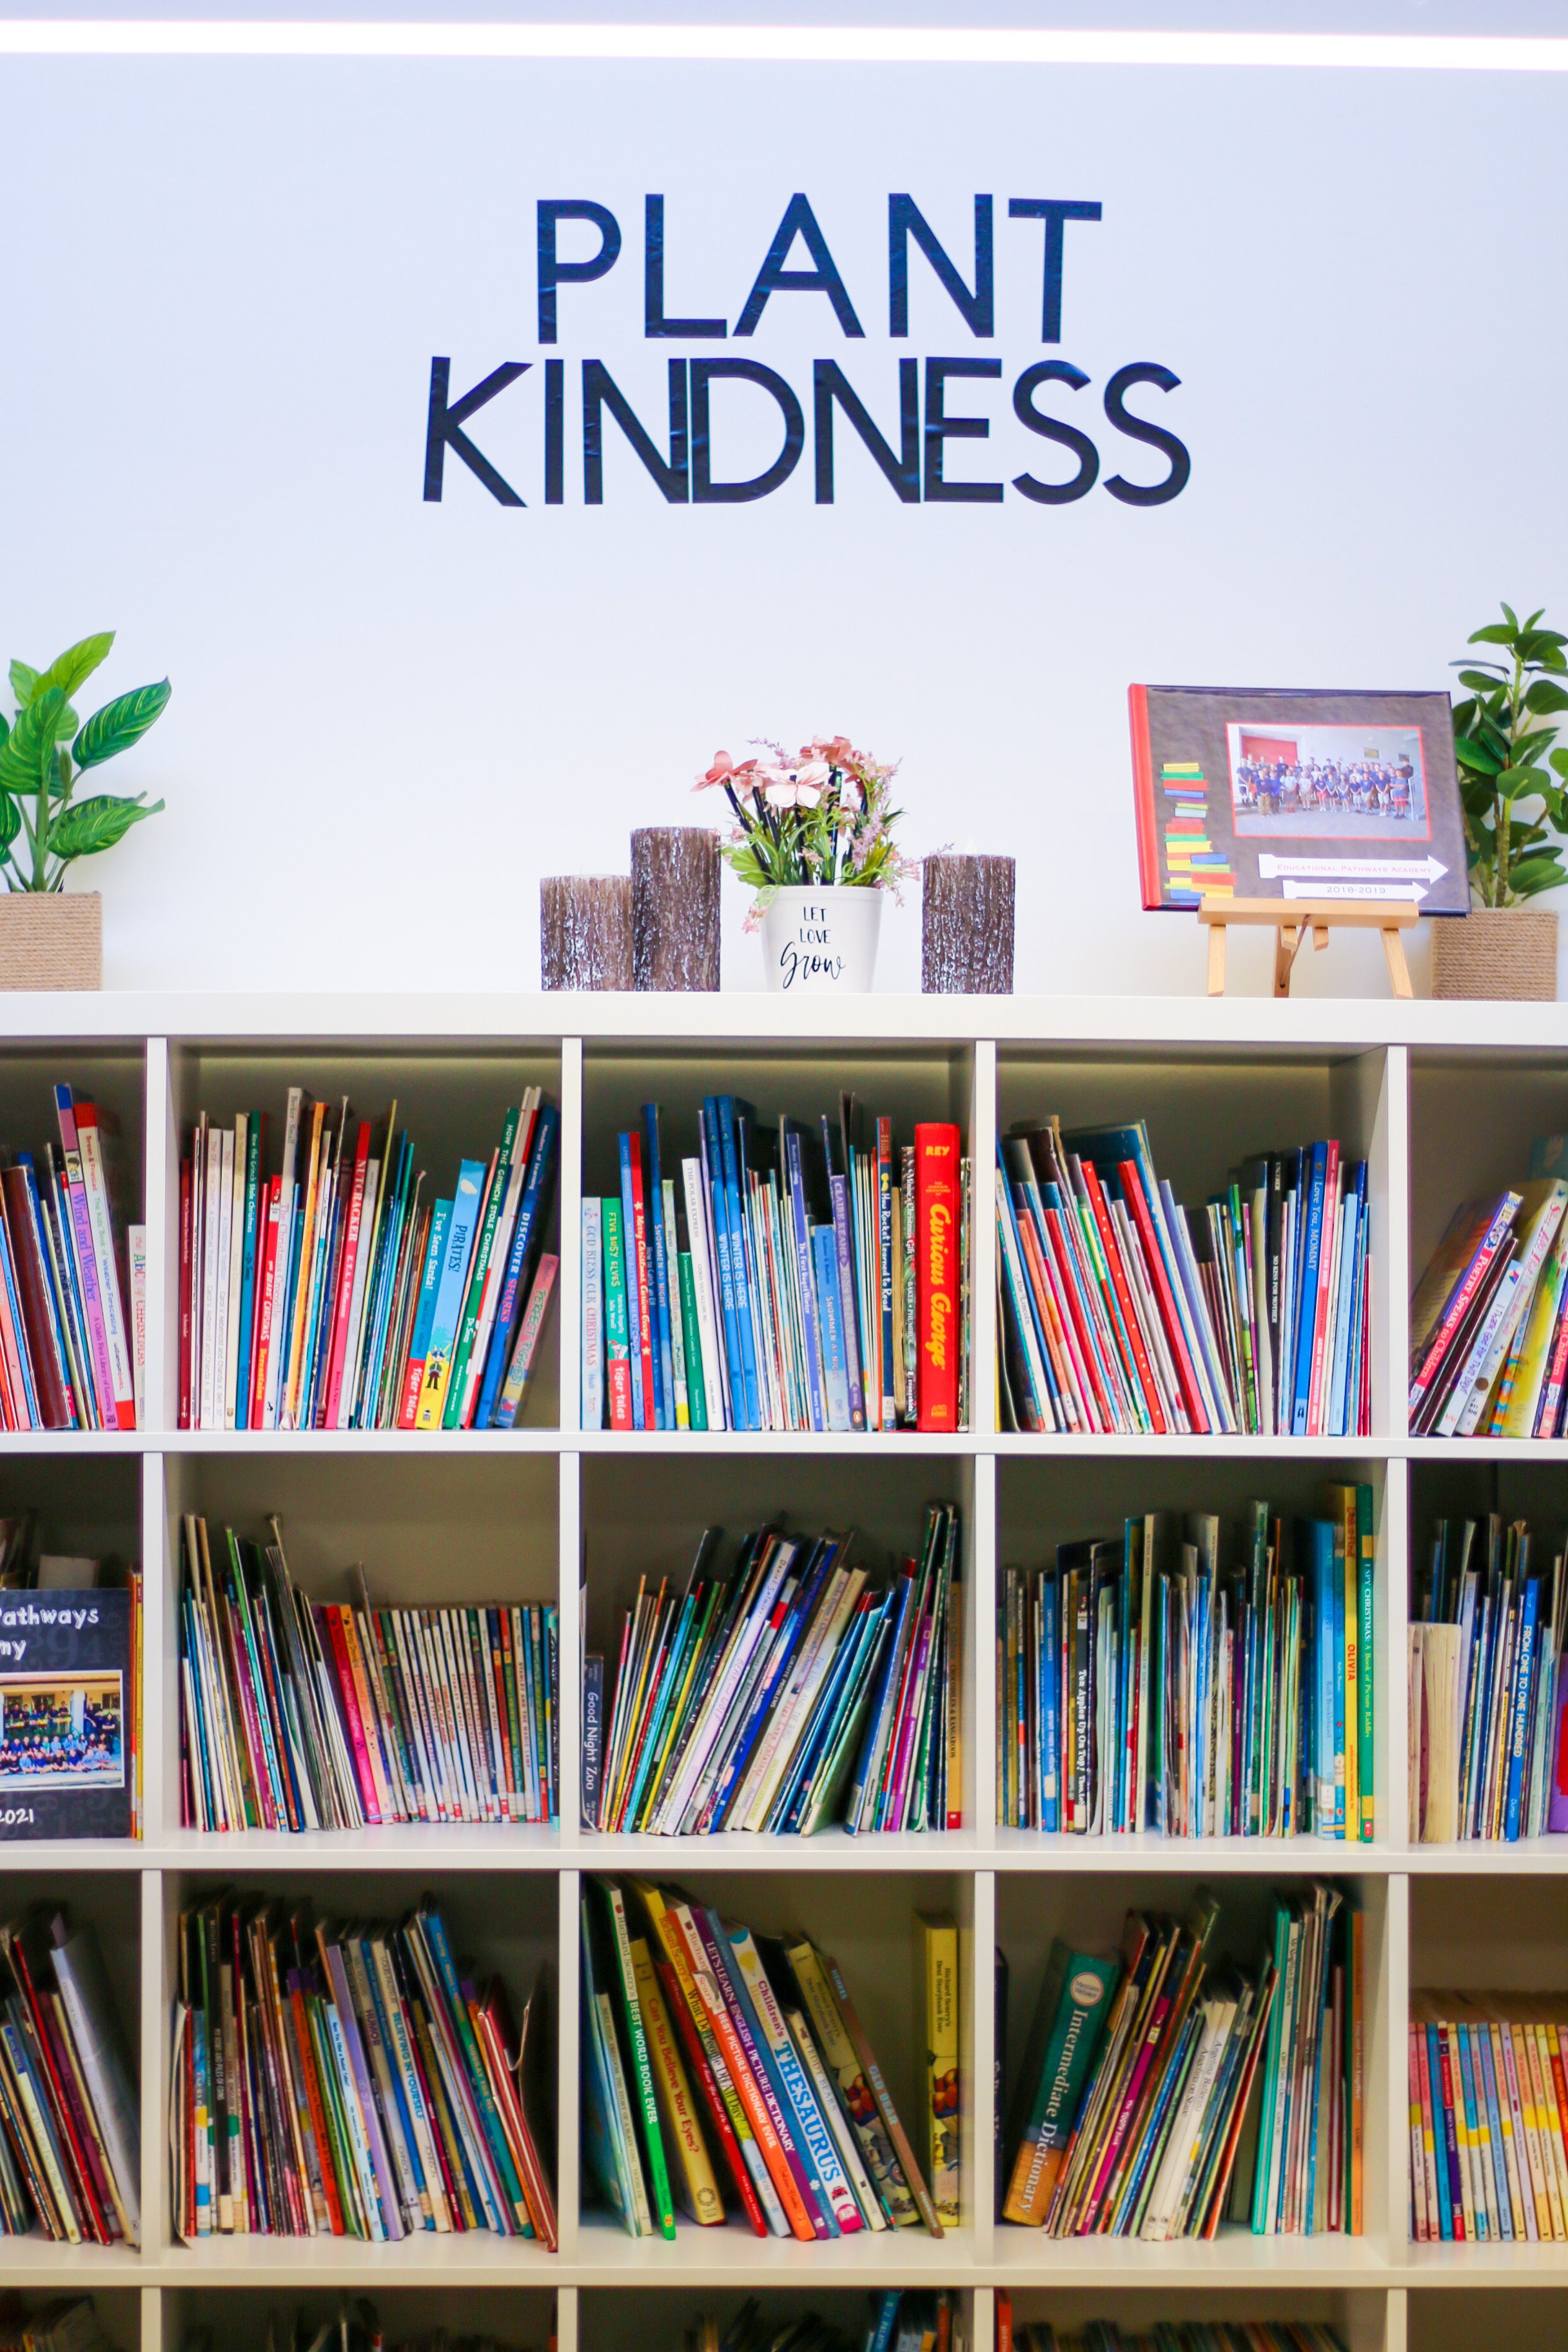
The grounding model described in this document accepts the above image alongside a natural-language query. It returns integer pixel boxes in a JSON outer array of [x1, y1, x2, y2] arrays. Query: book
[[1001, 1937, 1118, 2224], [580, 1096, 970, 1433], [917, 1912, 960, 2227], [178, 1092, 557, 1431], [0, 1585, 133, 1839]]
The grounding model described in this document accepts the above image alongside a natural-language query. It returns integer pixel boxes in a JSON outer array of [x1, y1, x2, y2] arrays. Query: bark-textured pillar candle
[[632, 825, 721, 991], [921, 853, 1016, 994], [540, 875, 634, 990]]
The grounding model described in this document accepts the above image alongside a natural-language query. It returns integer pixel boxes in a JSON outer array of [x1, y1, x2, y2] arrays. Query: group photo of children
[[1226, 720, 1430, 838], [0, 1671, 124, 1788]]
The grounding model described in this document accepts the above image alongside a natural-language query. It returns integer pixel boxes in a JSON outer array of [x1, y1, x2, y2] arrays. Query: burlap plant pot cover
[[0, 894, 102, 990], [1431, 906, 1558, 1001]]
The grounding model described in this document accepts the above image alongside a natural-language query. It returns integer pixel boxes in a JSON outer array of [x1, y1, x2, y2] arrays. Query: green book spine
[[1250, 1900, 1294, 2232], [678, 1250, 707, 1429], [1357, 1484, 1376, 1841], [1002, 1941, 1119, 2224], [600, 1878, 677, 2236], [442, 1108, 522, 1427]]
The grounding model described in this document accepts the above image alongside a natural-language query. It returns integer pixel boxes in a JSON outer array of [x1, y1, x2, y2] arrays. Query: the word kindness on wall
[[422, 191, 1191, 512]]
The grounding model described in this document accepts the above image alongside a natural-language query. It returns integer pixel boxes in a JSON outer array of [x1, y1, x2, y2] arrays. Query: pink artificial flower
[[762, 757, 830, 809], [694, 750, 759, 792]]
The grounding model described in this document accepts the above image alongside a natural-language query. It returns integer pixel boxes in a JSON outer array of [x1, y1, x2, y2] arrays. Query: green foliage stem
[[1452, 603, 1568, 907]]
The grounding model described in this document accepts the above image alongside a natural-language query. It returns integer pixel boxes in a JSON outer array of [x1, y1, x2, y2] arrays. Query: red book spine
[[1078, 1159, 1168, 1433], [627, 1130, 657, 1429], [1128, 685, 1162, 908], [250, 1176, 282, 1427], [1536, 1280, 1568, 1436], [653, 1947, 765, 2235], [607, 1355, 633, 1431], [915, 1122, 961, 1432], [8, 1940, 106, 2243], [178, 1155, 193, 1429], [322, 1124, 370, 1428], [1116, 1157, 1212, 1433], [320, 1603, 381, 1821], [1, 1168, 68, 1427]]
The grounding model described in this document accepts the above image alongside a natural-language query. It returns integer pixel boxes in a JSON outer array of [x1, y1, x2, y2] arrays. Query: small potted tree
[[1438, 603, 1568, 999], [0, 634, 170, 988]]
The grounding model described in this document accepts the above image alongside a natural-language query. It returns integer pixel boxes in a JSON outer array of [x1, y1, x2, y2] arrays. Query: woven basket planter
[[1431, 906, 1558, 1001], [0, 893, 102, 990]]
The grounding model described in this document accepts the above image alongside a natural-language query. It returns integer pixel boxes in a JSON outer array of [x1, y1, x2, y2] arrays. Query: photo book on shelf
[[1130, 683, 1468, 916], [0, 1579, 139, 1841]]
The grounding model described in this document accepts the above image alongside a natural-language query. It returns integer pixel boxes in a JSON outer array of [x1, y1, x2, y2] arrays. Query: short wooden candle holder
[[921, 852, 1015, 994], [632, 825, 721, 992], [539, 874, 634, 991]]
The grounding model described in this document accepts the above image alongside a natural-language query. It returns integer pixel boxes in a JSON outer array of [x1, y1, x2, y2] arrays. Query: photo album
[[1130, 685, 1469, 916]]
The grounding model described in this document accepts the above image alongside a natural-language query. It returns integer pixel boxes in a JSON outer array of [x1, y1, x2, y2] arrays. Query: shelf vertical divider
[[140, 1450, 170, 1846], [1383, 1871, 1410, 2270], [970, 1454, 996, 1842], [144, 1035, 176, 1433], [1382, 2287, 1406, 2352], [968, 2289, 994, 2352], [560, 1035, 583, 1437], [140, 1866, 171, 2259], [968, 1039, 998, 1447], [557, 1866, 581, 2260], [965, 1867, 995, 2268], [139, 2288, 160, 2352], [1380, 1045, 1409, 1442], [558, 1447, 582, 1843], [555, 2286, 579, 2352], [1380, 1455, 1408, 1859]]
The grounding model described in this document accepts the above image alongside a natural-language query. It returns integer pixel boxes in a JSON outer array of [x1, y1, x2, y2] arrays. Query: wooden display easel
[[1199, 894, 1416, 999]]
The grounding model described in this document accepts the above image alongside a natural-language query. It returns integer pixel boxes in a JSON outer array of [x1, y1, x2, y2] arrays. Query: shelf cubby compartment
[[162, 2284, 560, 2347], [0, 1866, 143, 2277], [157, 1446, 560, 1858], [152, 1863, 560, 2273], [994, 1451, 1396, 1861], [579, 1447, 976, 1854], [1000, 2286, 1391, 2352], [1409, 2286, 1568, 2344], [994, 1867, 1393, 2271], [576, 1864, 975, 2270], [579, 1037, 979, 1445], [1, 2293, 142, 2346], [994, 1041, 1395, 1446], [580, 2286, 979, 2344], [163, 1039, 565, 1438]]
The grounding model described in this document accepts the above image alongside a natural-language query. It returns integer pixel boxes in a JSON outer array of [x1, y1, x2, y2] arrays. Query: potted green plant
[[0, 634, 170, 989], [1438, 603, 1568, 999]]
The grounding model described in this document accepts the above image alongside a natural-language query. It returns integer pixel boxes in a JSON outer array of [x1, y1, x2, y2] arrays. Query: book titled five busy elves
[[581, 1095, 966, 1433]]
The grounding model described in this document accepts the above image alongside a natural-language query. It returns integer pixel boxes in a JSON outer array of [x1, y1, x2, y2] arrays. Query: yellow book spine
[[919, 1912, 961, 2229], [630, 1935, 723, 2226]]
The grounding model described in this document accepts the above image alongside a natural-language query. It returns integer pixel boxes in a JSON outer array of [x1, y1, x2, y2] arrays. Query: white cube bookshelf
[[5, 989, 1568, 2352]]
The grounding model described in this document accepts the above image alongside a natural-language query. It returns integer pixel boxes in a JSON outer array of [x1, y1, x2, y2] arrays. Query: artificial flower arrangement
[[695, 734, 914, 924]]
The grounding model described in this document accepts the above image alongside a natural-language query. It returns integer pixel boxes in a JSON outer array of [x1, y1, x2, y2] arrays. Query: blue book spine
[[771, 1601, 879, 1832], [1475, 2020, 1513, 2237], [617, 1133, 647, 1431], [785, 1126, 827, 1432], [700, 1099, 744, 1430], [713, 1100, 761, 1431], [1040, 1574, 1059, 1832], [1291, 1143, 1328, 1435], [711, 1555, 832, 1828], [1505, 1579, 1542, 1841], [475, 1106, 558, 1430], [868, 2295, 902, 2352], [233, 1123, 260, 1432], [845, 1572, 914, 1829], [642, 1103, 673, 1431], [1455, 2022, 1488, 2237], [812, 1226, 851, 1429], [711, 1916, 834, 2235], [1326, 1186, 1360, 1438], [825, 1163, 865, 1429]]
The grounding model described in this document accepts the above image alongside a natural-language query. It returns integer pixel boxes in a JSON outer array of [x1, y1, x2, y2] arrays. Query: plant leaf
[[8, 661, 37, 708], [1502, 856, 1567, 897], [1525, 680, 1568, 714], [0, 687, 64, 797], [72, 680, 171, 770], [1457, 669, 1507, 693], [1456, 736, 1502, 774], [0, 792, 20, 854], [31, 633, 114, 706], [1470, 622, 1518, 645], [47, 791, 163, 861]]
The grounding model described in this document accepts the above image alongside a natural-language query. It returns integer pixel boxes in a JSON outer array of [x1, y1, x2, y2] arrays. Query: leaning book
[[0, 1587, 132, 1839]]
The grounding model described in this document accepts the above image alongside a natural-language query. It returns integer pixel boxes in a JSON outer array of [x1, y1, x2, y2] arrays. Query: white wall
[[2, 46, 1565, 997]]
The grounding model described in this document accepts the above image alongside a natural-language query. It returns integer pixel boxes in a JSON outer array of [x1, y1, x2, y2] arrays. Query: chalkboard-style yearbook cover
[[0, 1588, 131, 1838], [1130, 684, 1469, 917]]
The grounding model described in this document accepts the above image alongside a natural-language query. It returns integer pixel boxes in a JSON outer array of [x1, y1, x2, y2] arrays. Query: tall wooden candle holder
[[540, 874, 634, 990], [921, 852, 1015, 994], [632, 825, 721, 991]]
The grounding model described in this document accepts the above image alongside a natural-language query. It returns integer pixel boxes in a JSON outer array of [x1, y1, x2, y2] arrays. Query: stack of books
[[587, 1505, 960, 1837], [1407, 1514, 1567, 1843], [1410, 1990, 1568, 2240], [997, 1124, 1371, 1437], [997, 1490, 1376, 1841], [1001, 1885, 1363, 2239], [0, 1907, 141, 2245], [179, 1516, 557, 1832], [580, 1877, 951, 2240], [998, 2318, 1346, 2352], [170, 1892, 554, 2242], [179, 1089, 558, 1431], [1408, 1146, 1568, 1436], [682, 2296, 962, 2352], [193, 2314, 540, 2352], [0, 2306, 115, 2352], [581, 1097, 968, 1433], [0, 1087, 141, 1431]]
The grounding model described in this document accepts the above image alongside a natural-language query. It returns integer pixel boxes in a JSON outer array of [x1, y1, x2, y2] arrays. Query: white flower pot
[[760, 885, 883, 993]]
